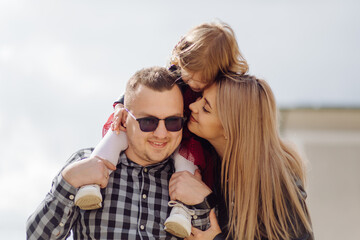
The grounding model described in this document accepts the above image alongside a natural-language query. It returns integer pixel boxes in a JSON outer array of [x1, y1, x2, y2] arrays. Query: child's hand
[[111, 104, 127, 134]]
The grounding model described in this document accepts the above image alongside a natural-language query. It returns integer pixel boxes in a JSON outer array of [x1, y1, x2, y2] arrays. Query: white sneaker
[[164, 201, 194, 238], [74, 184, 102, 210]]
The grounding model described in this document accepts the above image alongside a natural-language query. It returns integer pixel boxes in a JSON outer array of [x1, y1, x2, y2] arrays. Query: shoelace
[[168, 201, 196, 216]]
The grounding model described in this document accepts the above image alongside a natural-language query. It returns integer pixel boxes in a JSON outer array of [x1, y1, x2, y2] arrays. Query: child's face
[[181, 69, 208, 92]]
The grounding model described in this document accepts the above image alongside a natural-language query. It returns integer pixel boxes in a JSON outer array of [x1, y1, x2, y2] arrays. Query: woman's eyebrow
[[204, 97, 212, 109]]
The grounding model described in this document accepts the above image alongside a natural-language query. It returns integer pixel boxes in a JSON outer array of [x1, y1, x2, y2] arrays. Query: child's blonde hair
[[171, 21, 248, 85]]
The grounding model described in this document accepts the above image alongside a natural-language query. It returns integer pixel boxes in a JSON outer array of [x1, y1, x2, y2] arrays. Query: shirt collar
[[118, 152, 174, 171]]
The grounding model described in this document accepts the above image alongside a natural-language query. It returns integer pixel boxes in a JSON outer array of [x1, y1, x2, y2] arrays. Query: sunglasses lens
[[165, 117, 185, 132], [138, 117, 159, 132], [137, 116, 186, 132]]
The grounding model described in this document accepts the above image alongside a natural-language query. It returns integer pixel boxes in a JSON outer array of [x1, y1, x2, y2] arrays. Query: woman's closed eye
[[202, 106, 210, 113]]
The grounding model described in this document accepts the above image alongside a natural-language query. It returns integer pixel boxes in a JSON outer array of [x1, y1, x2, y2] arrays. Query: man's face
[[124, 84, 184, 166]]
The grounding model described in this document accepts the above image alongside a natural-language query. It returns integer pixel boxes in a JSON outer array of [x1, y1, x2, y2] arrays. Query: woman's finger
[[209, 209, 218, 225], [194, 169, 202, 181], [191, 226, 201, 235]]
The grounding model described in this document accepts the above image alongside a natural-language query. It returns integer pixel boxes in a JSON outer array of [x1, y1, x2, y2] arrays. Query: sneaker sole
[[164, 214, 191, 238], [75, 185, 102, 210], [75, 195, 102, 210]]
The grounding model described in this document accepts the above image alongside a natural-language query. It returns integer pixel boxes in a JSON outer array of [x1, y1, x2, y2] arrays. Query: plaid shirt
[[26, 148, 210, 240]]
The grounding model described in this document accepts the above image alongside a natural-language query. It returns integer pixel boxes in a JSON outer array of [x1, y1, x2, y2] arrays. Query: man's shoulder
[[65, 148, 94, 164]]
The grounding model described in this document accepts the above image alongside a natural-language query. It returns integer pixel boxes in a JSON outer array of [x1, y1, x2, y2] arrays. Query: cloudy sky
[[1, 0, 359, 239]]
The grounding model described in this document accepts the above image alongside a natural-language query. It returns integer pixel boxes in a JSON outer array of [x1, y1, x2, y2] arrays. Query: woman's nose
[[189, 100, 199, 113]]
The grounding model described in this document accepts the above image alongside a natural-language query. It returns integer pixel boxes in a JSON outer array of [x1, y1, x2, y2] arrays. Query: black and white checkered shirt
[[26, 148, 210, 240]]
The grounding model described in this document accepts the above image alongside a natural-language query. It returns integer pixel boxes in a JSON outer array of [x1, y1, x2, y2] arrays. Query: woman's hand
[[111, 103, 127, 133], [169, 169, 212, 205], [185, 209, 222, 240]]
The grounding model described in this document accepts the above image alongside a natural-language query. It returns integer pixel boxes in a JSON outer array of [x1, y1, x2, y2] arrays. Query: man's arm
[[26, 174, 80, 239], [26, 149, 93, 240], [189, 204, 212, 231]]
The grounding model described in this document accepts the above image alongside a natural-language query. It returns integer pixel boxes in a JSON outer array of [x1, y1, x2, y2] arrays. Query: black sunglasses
[[125, 108, 186, 132]]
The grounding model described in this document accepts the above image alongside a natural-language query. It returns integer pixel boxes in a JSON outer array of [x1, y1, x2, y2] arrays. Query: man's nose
[[153, 120, 168, 138]]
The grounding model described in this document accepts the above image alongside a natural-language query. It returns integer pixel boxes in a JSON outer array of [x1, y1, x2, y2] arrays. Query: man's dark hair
[[125, 66, 179, 107]]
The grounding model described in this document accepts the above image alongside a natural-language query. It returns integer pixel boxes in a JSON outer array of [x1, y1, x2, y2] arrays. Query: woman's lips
[[189, 115, 198, 123]]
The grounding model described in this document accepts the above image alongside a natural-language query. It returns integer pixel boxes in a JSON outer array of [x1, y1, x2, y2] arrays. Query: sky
[[1, 0, 359, 239]]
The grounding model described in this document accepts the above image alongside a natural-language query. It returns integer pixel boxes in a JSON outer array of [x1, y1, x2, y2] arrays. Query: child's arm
[[111, 103, 127, 134], [102, 95, 126, 136]]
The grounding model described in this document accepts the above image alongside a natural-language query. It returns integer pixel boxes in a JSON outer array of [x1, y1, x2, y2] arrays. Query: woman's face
[[181, 68, 208, 92], [188, 83, 225, 142]]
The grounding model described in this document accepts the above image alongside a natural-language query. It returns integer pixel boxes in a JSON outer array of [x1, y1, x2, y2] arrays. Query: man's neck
[[124, 149, 169, 167]]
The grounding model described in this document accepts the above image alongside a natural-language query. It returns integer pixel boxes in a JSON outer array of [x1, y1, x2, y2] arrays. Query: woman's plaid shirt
[[26, 148, 210, 239]]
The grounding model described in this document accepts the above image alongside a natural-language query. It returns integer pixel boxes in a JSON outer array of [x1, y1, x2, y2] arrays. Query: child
[[76, 21, 249, 238]]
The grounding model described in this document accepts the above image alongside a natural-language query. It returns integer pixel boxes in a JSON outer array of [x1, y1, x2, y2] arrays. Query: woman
[[169, 74, 314, 240]]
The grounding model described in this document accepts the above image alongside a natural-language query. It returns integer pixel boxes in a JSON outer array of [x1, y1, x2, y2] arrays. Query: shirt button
[[69, 195, 74, 200], [59, 222, 65, 227], [143, 168, 148, 173], [193, 215, 198, 220], [140, 225, 145, 230], [142, 194, 147, 199]]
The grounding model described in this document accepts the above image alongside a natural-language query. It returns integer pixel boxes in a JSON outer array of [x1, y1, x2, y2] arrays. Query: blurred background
[[1, 0, 359, 239]]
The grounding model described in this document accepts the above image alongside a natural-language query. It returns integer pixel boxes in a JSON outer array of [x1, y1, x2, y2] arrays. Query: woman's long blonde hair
[[216, 75, 313, 240], [171, 21, 248, 84]]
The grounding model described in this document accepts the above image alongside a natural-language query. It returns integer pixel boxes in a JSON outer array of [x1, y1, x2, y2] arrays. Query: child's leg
[[164, 147, 199, 238], [173, 147, 198, 174], [91, 130, 128, 167], [75, 130, 128, 210]]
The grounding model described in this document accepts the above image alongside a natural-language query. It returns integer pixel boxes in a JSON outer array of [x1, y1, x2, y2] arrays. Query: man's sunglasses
[[125, 108, 187, 132]]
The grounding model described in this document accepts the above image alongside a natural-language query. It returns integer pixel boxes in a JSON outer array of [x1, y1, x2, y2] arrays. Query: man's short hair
[[124, 66, 179, 108]]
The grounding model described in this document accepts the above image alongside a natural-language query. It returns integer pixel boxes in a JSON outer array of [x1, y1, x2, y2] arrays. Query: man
[[26, 67, 210, 239]]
